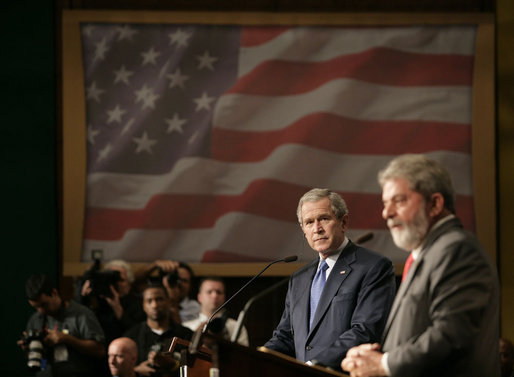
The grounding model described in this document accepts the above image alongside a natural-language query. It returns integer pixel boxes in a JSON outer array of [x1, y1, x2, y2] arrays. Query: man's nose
[[382, 202, 395, 220]]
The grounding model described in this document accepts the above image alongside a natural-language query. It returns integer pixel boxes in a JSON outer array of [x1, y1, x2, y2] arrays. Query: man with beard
[[124, 285, 192, 377], [341, 154, 500, 377]]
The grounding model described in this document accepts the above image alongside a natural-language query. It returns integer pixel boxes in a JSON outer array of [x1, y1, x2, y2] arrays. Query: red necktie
[[401, 253, 414, 282]]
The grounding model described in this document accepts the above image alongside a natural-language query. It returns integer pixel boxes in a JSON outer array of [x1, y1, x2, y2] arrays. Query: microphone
[[230, 277, 289, 342], [188, 255, 298, 353], [355, 232, 373, 244], [203, 255, 297, 332]]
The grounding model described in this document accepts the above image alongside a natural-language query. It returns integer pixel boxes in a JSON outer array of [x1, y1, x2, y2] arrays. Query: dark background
[[3, 0, 511, 376]]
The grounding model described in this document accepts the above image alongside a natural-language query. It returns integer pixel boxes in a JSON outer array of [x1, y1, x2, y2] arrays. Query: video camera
[[146, 266, 181, 288], [22, 329, 48, 371], [83, 249, 122, 298]]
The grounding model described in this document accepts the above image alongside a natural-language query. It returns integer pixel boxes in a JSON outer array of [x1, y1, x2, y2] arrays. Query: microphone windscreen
[[207, 316, 227, 334], [355, 232, 373, 244], [283, 255, 298, 263]]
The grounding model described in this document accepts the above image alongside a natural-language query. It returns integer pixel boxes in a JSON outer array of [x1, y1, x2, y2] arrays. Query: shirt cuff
[[381, 352, 391, 376]]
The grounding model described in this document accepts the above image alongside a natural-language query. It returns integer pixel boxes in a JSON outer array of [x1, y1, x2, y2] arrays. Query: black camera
[[83, 250, 122, 298], [22, 329, 47, 371], [149, 342, 179, 377], [147, 267, 181, 288], [163, 269, 181, 287]]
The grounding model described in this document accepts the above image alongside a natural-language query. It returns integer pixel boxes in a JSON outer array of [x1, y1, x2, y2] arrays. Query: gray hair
[[104, 259, 134, 283], [296, 188, 348, 224], [377, 154, 456, 213]]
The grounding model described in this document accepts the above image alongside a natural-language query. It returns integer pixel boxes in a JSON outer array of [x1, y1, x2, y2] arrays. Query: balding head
[[108, 337, 138, 377]]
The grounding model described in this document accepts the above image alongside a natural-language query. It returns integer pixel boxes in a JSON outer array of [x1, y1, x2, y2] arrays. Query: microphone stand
[[189, 256, 297, 354], [230, 277, 289, 342]]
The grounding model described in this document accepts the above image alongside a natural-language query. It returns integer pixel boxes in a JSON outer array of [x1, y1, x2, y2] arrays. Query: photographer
[[18, 273, 106, 377], [135, 260, 200, 323], [79, 259, 145, 344], [124, 284, 193, 377]]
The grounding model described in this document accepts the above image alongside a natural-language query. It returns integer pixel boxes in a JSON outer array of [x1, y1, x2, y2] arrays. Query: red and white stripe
[[83, 25, 476, 264]]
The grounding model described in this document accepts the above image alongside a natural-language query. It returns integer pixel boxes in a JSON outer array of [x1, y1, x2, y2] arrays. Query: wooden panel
[[60, 0, 495, 12]]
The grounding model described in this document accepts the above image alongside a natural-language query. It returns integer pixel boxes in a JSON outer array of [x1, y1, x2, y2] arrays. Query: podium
[[169, 337, 213, 377], [169, 335, 349, 377]]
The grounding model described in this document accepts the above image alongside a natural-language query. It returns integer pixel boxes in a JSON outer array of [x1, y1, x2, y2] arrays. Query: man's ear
[[340, 213, 349, 232], [428, 193, 445, 217]]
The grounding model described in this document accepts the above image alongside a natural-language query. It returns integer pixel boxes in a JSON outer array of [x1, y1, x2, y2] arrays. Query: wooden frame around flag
[[61, 10, 495, 277]]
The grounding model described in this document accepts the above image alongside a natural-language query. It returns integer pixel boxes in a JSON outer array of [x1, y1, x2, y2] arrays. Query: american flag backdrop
[[80, 23, 476, 264]]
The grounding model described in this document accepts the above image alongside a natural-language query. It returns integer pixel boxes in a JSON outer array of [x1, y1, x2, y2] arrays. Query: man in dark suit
[[264, 188, 396, 371], [341, 154, 500, 377]]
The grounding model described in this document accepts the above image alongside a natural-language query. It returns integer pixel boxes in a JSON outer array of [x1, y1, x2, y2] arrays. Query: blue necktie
[[309, 259, 329, 329]]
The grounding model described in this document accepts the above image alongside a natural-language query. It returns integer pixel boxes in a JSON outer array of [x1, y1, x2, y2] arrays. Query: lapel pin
[[340, 270, 346, 274]]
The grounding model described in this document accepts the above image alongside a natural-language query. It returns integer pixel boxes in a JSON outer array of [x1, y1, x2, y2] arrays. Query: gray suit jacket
[[265, 241, 396, 371], [382, 218, 500, 377]]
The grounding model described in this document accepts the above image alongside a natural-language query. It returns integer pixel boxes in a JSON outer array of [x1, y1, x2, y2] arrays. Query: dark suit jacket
[[382, 218, 500, 377], [265, 241, 396, 371]]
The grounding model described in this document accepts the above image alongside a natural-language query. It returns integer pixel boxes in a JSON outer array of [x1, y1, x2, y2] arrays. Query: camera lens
[[27, 339, 44, 371]]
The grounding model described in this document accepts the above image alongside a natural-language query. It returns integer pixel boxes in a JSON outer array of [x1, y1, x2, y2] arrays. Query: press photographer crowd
[[16, 257, 227, 377]]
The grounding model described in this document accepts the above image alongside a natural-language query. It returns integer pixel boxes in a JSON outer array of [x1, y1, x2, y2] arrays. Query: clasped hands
[[341, 343, 387, 377]]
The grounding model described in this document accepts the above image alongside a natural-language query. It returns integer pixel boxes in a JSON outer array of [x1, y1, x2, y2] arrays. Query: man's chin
[[317, 248, 334, 256], [391, 235, 421, 251]]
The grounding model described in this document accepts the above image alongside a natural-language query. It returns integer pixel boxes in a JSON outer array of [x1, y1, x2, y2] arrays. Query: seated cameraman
[[79, 259, 145, 344], [124, 283, 193, 377], [183, 277, 249, 346], [18, 273, 106, 377]]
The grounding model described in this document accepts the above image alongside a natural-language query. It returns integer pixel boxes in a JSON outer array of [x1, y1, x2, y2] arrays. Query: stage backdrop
[[61, 11, 495, 276]]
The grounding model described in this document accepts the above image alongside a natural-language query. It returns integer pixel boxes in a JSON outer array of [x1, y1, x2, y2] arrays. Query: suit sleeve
[[313, 256, 396, 369], [263, 278, 296, 357]]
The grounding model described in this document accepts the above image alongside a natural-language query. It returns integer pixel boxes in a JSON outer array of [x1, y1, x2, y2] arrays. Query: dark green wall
[[0, 1, 57, 375]]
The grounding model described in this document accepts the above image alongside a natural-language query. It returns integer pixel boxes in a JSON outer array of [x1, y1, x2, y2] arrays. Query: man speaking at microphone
[[341, 155, 500, 377], [264, 188, 396, 372]]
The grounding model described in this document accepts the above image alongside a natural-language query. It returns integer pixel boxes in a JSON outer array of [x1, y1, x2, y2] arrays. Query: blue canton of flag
[[81, 24, 240, 175]]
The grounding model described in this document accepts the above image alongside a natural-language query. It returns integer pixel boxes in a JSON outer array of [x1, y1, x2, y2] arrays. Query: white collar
[[318, 237, 348, 271]]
